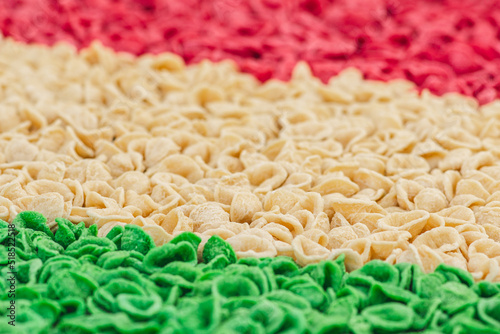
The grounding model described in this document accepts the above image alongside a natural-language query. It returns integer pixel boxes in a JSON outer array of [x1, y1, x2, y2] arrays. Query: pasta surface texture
[[1, 37, 500, 280]]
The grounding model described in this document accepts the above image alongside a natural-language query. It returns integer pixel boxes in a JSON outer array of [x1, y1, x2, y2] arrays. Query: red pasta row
[[2, 0, 500, 103]]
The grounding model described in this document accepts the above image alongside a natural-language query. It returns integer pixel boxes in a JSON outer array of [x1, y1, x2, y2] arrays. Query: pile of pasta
[[2, 211, 500, 334], [1, 36, 500, 282], [3, 0, 500, 104]]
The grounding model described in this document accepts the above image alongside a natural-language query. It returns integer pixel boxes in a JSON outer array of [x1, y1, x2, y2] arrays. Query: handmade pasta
[[1, 37, 500, 281], [5, 214, 500, 333]]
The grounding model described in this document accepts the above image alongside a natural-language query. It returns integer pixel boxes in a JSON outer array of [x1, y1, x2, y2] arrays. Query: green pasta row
[[0, 211, 499, 334]]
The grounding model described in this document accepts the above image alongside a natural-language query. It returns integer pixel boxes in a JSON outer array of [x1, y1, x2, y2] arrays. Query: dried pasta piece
[[230, 192, 262, 223], [213, 173, 250, 203], [290, 192, 324, 216], [436, 206, 476, 227], [413, 188, 448, 213], [386, 154, 430, 177], [190, 202, 229, 227], [352, 223, 371, 238], [86, 209, 135, 228], [85, 181, 125, 206], [353, 212, 387, 232], [368, 231, 411, 260], [282, 121, 334, 141], [455, 179, 490, 201], [263, 189, 303, 214], [456, 224, 488, 246], [330, 211, 351, 228], [0, 196, 17, 222], [481, 165, 500, 181], [107, 152, 141, 178], [327, 196, 386, 231], [396, 244, 444, 274], [413, 227, 468, 255], [323, 159, 359, 178], [438, 148, 473, 171], [282, 172, 313, 191], [291, 210, 315, 232], [98, 221, 127, 238], [146, 154, 204, 183], [302, 229, 329, 247], [24, 180, 75, 202], [18, 193, 68, 230], [178, 183, 214, 203], [261, 222, 294, 244], [252, 211, 304, 237], [461, 152, 495, 175], [375, 210, 431, 238], [442, 170, 462, 201], [352, 153, 387, 174], [450, 194, 486, 208], [333, 127, 368, 152], [274, 240, 294, 258], [298, 139, 343, 159], [483, 223, 500, 242], [0, 108, 21, 132], [65, 126, 95, 158], [468, 239, 500, 281], [110, 171, 150, 195], [395, 179, 424, 211], [352, 188, 386, 202], [5, 138, 39, 163], [291, 235, 330, 266], [475, 203, 500, 227], [377, 186, 398, 208], [361, 303, 414, 333], [30, 161, 66, 182], [65, 160, 112, 184], [303, 212, 330, 234], [412, 139, 447, 169], [351, 168, 393, 193], [84, 190, 119, 210], [158, 208, 193, 233], [469, 253, 500, 281], [327, 226, 358, 250], [468, 171, 499, 195], [0, 180, 28, 201], [214, 222, 249, 235], [413, 172, 441, 190], [226, 230, 277, 258], [199, 227, 236, 240], [328, 249, 363, 272], [311, 173, 359, 196], [435, 127, 482, 151], [438, 251, 468, 272], [124, 191, 159, 217], [245, 162, 288, 192], [469, 238, 500, 259], [144, 137, 180, 168], [342, 238, 372, 264]]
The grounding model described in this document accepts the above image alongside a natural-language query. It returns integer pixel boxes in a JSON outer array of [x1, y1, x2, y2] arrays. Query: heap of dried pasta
[[0, 36, 500, 281], [2, 211, 499, 333]]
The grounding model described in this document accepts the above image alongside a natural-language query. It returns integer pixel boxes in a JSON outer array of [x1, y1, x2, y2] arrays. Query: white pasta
[[2, 36, 500, 280]]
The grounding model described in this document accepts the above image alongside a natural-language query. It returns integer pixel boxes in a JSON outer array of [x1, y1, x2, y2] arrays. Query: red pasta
[[2, 0, 500, 103]]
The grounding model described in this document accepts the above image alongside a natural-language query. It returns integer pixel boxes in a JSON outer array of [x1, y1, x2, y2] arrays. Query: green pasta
[[1, 211, 500, 334]]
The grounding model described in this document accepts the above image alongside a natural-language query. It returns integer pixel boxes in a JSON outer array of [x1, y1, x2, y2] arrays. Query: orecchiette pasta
[[2, 38, 500, 281]]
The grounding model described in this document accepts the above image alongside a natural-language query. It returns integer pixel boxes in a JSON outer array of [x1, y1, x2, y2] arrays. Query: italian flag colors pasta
[[0, 0, 500, 333]]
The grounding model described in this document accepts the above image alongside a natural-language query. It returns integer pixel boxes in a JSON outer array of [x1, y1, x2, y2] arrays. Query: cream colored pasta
[[2, 37, 500, 280]]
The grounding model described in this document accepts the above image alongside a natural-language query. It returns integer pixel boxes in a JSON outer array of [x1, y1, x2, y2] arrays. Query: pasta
[[1, 37, 500, 281], [5, 214, 500, 333]]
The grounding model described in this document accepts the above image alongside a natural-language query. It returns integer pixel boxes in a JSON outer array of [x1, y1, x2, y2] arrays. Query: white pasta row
[[0, 37, 499, 281]]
